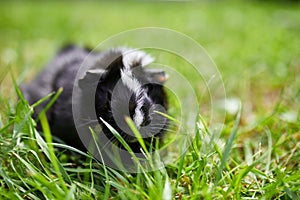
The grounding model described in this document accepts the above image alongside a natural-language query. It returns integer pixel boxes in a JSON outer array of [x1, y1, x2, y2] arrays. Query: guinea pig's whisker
[[148, 125, 168, 129], [149, 123, 177, 129], [77, 119, 100, 128], [149, 127, 177, 132], [149, 127, 177, 133], [150, 123, 178, 129], [151, 130, 177, 134]]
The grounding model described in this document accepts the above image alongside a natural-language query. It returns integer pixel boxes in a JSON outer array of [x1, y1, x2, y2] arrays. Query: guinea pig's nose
[[140, 115, 151, 127]]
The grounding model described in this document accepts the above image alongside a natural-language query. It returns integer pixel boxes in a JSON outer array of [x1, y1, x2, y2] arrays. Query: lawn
[[0, 1, 299, 199]]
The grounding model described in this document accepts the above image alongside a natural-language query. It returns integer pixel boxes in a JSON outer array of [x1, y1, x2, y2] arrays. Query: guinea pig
[[21, 45, 168, 152]]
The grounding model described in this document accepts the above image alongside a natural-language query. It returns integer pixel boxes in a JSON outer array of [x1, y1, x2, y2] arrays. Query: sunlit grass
[[0, 1, 299, 199]]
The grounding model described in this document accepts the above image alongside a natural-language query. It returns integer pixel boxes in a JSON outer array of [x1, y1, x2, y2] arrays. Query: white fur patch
[[120, 68, 144, 127], [120, 49, 154, 128], [122, 49, 154, 70], [120, 69, 141, 93], [133, 108, 144, 128], [120, 49, 154, 93]]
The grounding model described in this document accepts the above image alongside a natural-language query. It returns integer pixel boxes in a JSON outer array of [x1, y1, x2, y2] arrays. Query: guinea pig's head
[[81, 48, 168, 151]]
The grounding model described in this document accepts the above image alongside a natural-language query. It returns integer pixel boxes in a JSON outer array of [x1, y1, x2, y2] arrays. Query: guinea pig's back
[[21, 45, 91, 149]]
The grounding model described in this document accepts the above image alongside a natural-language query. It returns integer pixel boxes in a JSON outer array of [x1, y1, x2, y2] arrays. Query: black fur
[[21, 45, 168, 152]]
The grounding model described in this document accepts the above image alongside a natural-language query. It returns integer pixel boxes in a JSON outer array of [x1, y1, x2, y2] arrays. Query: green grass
[[0, 1, 300, 199]]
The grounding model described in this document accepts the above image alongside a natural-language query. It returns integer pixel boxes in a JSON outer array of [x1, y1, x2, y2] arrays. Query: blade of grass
[[100, 117, 133, 154], [0, 120, 14, 133], [0, 64, 10, 84], [39, 111, 69, 193], [37, 87, 63, 120], [216, 102, 242, 183], [228, 153, 267, 198], [31, 91, 55, 108], [65, 184, 75, 200], [89, 127, 110, 200], [12, 152, 64, 198], [52, 143, 89, 157], [100, 117, 144, 172], [175, 136, 188, 188], [125, 116, 148, 154], [0, 166, 15, 190], [33, 118, 72, 184], [154, 111, 181, 125], [10, 70, 26, 102]]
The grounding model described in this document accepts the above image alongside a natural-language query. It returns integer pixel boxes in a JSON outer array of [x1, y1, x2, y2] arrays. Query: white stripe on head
[[120, 69, 141, 93], [122, 49, 154, 70], [133, 108, 144, 128], [120, 49, 154, 93], [120, 49, 154, 128], [133, 90, 152, 128], [121, 69, 145, 127]]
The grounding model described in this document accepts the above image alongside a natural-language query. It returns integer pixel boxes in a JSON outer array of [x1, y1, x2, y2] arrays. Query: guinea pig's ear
[[78, 50, 124, 88], [145, 68, 169, 84], [78, 69, 107, 89]]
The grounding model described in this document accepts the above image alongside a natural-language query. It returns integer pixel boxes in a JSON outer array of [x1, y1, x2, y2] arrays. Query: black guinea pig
[[21, 45, 168, 152]]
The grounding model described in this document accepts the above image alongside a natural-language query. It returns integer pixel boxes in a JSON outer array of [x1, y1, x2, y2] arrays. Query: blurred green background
[[0, 0, 299, 114], [0, 1, 299, 199]]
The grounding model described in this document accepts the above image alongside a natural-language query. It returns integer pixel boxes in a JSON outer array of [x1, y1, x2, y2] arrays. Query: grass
[[0, 0, 300, 199]]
